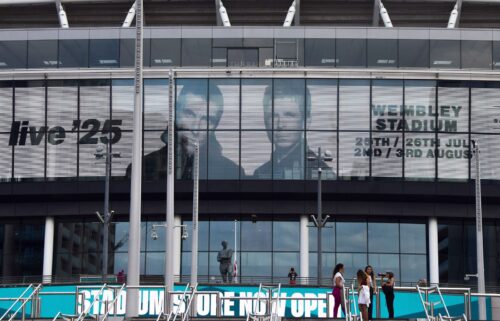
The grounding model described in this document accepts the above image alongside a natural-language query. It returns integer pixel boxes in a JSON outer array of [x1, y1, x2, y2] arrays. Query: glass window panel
[[308, 252, 336, 278], [113, 252, 145, 274], [89, 39, 119, 68], [176, 79, 208, 130], [181, 220, 209, 252], [150, 38, 180, 67], [276, 39, 298, 60], [81, 252, 100, 274], [368, 223, 399, 253], [399, 39, 429, 68], [339, 80, 370, 131], [79, 81, 111, 125], [228, 48, 258, 67], [58, 39, 88, 68], [181, 39, 211, 67], [471, 86, 500, 133], [146, 252, 165, 275], [368, 39, 397, 68], [112, 79, 134, 131], [82, 221, 103, 253], [461, 40, 492, 69], [307, 79, 337, 130], [273, 79, 305, 131], [47, 81, 78, 127], [404, 80, 436, 133], [305, 39, 336, 67], [0, 84, 13, 132], [111, 131, 133, 177], [400, 223, 426, 254], [309, 221, 335, 252], [430, 40, 460, 69], [273, 252, 300, 278], [368, 254, 399, 280], [14, 82, 45, 123], [306, 131, 337, 180], [336, 222, 367, 252], [336, 253, 367, 280], [181, 251, 209, 277], [176, 132, 208, 180], [241, 131, 272, 179], [119, 39, 134, 67], [372, 81, 403, 178], [79, 141, 105, 178], [0, 41, 27, 69], [273, 131, 304, 180], [259, 48, 274, 67], [28, 40, 58, 68], [241, 252, 271, 277], [46, 132, 77, 178], [142, 131, 167, 180], [212, 47, 226, 67], [437, 84, 469, 133], [0, 134, 12, 180], [144, 79, 169, 131], [494, 42, 500, 70], [437, 133, 469, 180], [146, 221, 166, 252], [339, 132, 369, 178], [336, 39, 366, 67], [241, 79, 271, 130], [241, 220, 272, 251], [404, 132, 436, 179], [208, 131, 240, 179], [273, 221, 300, 251], [209, 219, 239, 252], [400, 254, 427, 285], [472, 134, 500, 180], [55, 252, 82, 275], [209, 79, 239, 130], [111, 221, 147, 252]]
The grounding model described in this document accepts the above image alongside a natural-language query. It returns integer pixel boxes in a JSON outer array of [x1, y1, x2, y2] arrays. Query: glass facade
[[0, 32, 499, 70], [2, 78, 500, 181]]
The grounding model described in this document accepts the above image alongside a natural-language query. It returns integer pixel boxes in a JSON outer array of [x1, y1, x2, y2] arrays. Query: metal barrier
[[416, 285, 469, 321]]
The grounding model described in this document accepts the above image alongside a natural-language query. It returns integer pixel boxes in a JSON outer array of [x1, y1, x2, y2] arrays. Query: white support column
[[42, 216, 55, 284], [174, 215, 182, 282], [428, 217, 439, 285], [300, 214, 309, 285]]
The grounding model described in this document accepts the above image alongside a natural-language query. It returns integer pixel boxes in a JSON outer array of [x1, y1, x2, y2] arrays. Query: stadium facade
[[0, 0, 499, 290]]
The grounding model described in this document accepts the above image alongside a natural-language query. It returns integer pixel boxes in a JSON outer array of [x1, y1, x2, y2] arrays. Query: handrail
[[169, 283, 191, 321], [101, 284, 126, 321], [7, 284, 42, 321], [0, 284, 34, 321], [181, 283, 197, 321], [75, 283, 107, 321]]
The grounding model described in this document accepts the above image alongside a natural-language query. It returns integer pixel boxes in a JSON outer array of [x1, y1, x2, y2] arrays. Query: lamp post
[[94, 141, 120, 282], [308, 147, 333, 286], [472, 140, 486, 320]]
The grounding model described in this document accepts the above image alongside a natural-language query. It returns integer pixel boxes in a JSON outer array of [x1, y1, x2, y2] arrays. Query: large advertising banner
[[1, 79, 499, 181], [0, 284, 492, 320]]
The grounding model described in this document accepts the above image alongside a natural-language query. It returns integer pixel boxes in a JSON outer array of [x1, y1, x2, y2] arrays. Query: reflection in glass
[[59, 39, 88, 68], [273, 252, 300, 278], [400, 254, 427, 284], [430, 40, 460, 69], [89, 39, 119, 68], [368, 254, 399, 280], [181, 252, 209, 277], [308, 252, 336, 278], [399, 39, 429, 68], [336, 253, 367, 280], [28, 40, 58, 68], [241, 220, 272, 251], [146, 221, 166, 252], [309, 221, 335, 252], [400, 223, 426, 254], [181, 220, 209, 252], [146, 252, 165, 275], [209, 219, 239, 252], [368, 223, 399, 253], [336, 222, 367, 252], [273, 221, 300, 251], [241, 252, 272, 277]]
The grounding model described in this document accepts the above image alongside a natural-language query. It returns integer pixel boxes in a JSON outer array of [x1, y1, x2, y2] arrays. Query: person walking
[[364, 265, 377, 320], [288, 267, 298, 285], [382, 272, 395, 318], [332, 263, 346, 318], [357, 270, 371, 321]]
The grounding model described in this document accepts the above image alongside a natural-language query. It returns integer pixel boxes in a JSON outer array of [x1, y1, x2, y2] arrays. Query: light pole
[[472, 140, 486, 320], [94, 141, 120, 282], [190, 140, 199, 286], [308, 147, 333, 286]]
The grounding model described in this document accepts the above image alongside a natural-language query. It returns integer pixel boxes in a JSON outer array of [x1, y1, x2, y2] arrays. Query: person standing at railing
[[364, 265, 377, 320], [357, 270, 371, 321], [332, 263, 346, 317], [381, 272, 395, 318], [288, 267, 298, 285]]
